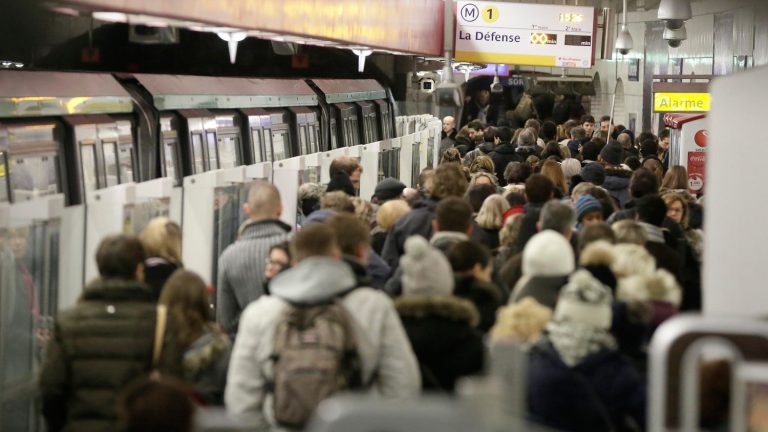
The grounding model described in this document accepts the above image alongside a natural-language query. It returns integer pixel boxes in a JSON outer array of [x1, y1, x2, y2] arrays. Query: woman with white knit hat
[[526, 270, 646, 431], [394, 236, 484, 392]]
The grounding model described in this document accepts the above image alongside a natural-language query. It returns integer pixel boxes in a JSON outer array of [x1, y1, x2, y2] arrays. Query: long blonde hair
[[540, 160, 568, 194], [476, 194, 510, 230], [139, 217, 182, 264]]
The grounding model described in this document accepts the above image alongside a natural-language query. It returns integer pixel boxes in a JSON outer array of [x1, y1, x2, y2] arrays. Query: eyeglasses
[[265, 258, 289, 267]]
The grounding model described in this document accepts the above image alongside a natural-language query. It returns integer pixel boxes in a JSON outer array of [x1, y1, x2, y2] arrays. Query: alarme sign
[[454, 1, 597, 68]]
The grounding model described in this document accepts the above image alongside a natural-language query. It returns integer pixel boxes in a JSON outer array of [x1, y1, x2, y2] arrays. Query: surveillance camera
[[615, 26, 633, 56], [658, 0, 692, 30], [419, 78, 435, 94], [663, 25, 687, 48]]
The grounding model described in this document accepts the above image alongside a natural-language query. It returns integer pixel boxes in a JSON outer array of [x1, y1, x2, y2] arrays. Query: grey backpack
[[271, 300, 362, 428]]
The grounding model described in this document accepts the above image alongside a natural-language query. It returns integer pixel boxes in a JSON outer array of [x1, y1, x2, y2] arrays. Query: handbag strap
[[152, 305, 168, 370]]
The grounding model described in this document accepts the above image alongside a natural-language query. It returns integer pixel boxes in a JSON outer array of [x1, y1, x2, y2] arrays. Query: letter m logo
[[461, 3, 479, 22]]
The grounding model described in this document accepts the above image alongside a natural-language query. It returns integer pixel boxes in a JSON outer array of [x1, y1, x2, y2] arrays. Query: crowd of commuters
[[34, 109, 705, 431]]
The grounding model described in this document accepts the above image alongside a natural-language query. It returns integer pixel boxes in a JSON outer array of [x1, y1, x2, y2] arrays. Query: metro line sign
[[454, 1, 597, 68]]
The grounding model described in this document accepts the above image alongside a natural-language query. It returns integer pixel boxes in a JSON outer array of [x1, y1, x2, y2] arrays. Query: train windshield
[[163, 138, 177, 182], [191, 133, 205, 173]]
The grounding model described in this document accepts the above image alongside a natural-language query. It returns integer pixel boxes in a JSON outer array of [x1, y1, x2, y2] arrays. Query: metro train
[[0, 70, 397, 207]]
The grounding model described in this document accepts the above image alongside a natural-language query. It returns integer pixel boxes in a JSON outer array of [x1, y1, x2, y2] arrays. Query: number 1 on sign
[[482, 5, 500, 23]]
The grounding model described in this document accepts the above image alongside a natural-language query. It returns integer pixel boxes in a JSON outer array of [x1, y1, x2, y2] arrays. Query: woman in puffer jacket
[[160, 270, 231, 405]]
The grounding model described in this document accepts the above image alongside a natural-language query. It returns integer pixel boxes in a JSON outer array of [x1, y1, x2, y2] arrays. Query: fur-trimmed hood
[[604, 167, 633, 179], [395, 295, 480, 328], [617, 269, 682, 306]]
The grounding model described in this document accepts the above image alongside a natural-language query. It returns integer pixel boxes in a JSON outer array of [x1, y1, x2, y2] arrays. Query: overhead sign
[[454, 1, 596, 68], [654, 92, 711, 112]]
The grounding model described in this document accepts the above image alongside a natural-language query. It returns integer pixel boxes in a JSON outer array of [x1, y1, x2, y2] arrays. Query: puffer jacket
[[225, 257, 421, 429], [39, 278, 182, 432], [602, 167, 632, 208], [395, 295, 484, 392]]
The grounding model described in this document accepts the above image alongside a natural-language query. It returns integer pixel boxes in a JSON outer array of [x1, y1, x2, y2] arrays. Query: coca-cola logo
[[689, 154, 706, 164], [694, 130, 708, 148]]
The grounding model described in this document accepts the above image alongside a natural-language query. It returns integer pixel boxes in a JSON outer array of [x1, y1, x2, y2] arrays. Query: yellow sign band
[[653, 92, 711, 112], [454, 50, 557, 67]]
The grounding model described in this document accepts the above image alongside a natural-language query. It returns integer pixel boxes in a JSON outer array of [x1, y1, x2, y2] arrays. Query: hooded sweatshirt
[[225, 257, 420, 428]]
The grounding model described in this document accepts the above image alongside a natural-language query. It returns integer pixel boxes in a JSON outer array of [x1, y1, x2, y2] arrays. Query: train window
[[163, 138, 178, 181], [272, 130, 289, 161], [351, 118, 359, 146], [80, 143, 99, 192], [10, 153, 59, 200], [218, 135, 238, 169], [207, 132, 219, 170], [0, 152, 8, 203], [118, 145, 135, 184], [311, 126, 319, 153], [251, 129, 263, 163], [330, 121, 338, 149], [191, 133, 205, 173], [298, 125, 309, 155], [263, 130, 274, 162], [102, 142, 119, 187]]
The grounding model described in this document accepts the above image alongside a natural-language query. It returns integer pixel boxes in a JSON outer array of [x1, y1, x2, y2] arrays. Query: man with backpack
[[225, 224, 420, 429]]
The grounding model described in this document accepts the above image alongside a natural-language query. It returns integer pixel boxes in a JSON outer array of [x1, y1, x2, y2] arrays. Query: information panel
[[454, 1, 596, 68]]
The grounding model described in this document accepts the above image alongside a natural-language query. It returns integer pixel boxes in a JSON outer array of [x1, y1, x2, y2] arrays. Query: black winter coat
[[39, 279, 182, 432], [453, 276, 503, 333], [381, 199, 438, 270], [143, 257, 180, 299], [527, 340, 646, 432], [395, 295, 484, 392], [489, 143, 523, 186]]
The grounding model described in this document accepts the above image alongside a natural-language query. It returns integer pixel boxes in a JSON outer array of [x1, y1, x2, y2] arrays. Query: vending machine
[[664, 113, 707, 196]]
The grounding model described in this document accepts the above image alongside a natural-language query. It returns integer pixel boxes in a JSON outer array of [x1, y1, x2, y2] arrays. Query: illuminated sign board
[[454, 1, 596, 68], [453, 64, 510, 77], [654, 92, 711, 112]]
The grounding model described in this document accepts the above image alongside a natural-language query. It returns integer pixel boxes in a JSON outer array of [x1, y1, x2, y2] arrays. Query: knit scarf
[[546, 320, 617, 367]]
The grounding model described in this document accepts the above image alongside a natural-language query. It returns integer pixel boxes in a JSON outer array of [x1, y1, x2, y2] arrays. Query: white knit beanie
[[522, 230, 575, 277], [400, 235, 454, 296], [554, 270, 613, 329]]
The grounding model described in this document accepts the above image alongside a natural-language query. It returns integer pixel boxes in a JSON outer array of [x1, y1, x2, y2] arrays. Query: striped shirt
[[216, 219, 291, 336]]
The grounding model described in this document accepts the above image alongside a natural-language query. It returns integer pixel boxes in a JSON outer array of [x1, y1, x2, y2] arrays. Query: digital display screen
[[530, 33, 558, 45], [560, 13, 584, 23], [564, 35, 592, 46]]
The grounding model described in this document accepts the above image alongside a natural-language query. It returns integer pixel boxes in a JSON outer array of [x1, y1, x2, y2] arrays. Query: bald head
[[244, 181, 282, 220], [442, 116, 455, 134], [617, 133, 632, 149]]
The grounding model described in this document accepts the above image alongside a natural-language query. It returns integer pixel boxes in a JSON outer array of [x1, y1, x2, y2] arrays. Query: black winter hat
[[600, 140, 624, 166], [581, 162, 605, 186], [374, 177, 406, 202]]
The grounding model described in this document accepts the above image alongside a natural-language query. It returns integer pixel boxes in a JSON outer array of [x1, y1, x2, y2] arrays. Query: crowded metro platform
[[2, 0, 768, 431]]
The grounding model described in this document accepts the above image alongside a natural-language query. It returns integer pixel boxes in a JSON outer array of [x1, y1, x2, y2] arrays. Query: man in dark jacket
[[40, 235, 181, 432], [515, 174, 555, 251], [381, 163, 468, 270], [635, 195, 683, 284], [217, 182, 291, 337], [598, 140, 632, 208], [489, 127, 522, 186]]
